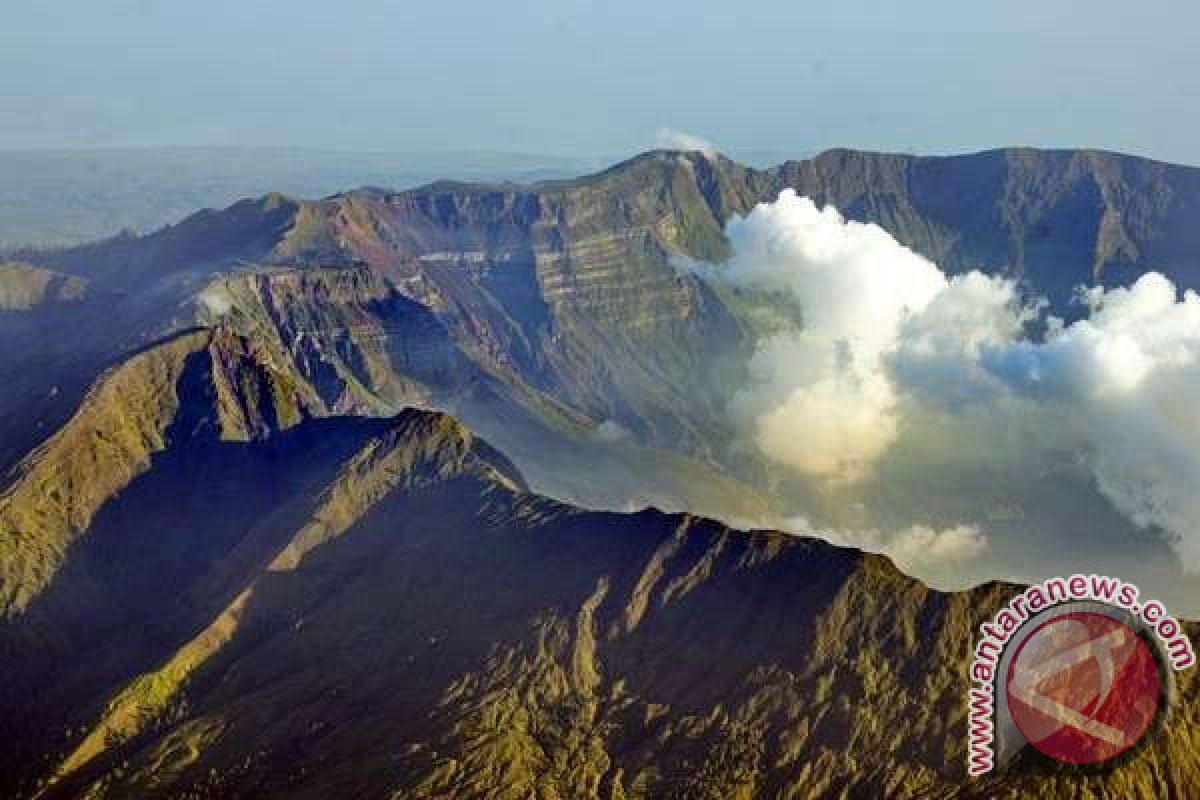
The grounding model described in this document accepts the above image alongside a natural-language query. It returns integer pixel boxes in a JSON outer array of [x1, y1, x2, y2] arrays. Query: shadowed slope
[[0, 399, 1193, 799]]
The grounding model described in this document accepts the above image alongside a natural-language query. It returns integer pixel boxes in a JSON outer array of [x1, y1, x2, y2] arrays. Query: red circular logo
[[1006, 611, 1161, 764]]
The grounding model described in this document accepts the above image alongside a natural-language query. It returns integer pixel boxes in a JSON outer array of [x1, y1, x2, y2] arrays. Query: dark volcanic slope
[[0, 341, 1196, 799]]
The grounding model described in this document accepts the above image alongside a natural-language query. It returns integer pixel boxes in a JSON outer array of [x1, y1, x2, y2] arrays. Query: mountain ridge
[[18, 145, 1200, 318], [6, 392, 1197, 799], [6, 144, 1200, 609]]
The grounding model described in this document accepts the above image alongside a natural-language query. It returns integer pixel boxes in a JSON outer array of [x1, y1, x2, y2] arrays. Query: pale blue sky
[[3, 0, 1197, 163]]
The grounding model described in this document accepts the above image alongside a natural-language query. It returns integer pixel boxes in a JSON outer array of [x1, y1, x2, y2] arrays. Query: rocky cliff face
[[263, 154, 755, 455]]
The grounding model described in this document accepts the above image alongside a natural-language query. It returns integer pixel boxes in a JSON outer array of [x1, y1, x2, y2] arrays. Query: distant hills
[[0, 147, 602, 249]]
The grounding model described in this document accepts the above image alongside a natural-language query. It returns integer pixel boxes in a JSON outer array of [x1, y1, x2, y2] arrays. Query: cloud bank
[[699, 189, 1200, 571], [982, 272, 1200, 568], [710, 190, 1032, 483]]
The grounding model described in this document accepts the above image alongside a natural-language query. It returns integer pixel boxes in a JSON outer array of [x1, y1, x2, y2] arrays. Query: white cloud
[[654, 127, 717, 157], [982, 272, 1200, 569], [888, 524, 990, 573], [891, 270, 1038, 408], [709, 190, 1026, 483], [735, 335, 899, 482], [693, 189, 1200, 574], [789, 516, 989, 579]]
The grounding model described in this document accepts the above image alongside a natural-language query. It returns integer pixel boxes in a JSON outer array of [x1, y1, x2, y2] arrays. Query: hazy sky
[[3, 0, 1197, 164]]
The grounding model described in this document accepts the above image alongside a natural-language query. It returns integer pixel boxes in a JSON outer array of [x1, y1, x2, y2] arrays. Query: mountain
[[0, 326, 524, 793], [4, 147, 1200, 796], [8, 148, 1200, 553], [2, 330, 1197, 798]]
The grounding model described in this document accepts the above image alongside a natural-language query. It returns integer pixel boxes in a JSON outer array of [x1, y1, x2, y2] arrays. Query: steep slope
[[262, 153, 758, 457], [3, 405, 1193, 800], [0, 326, 346, 788], [0, 326, 320, 618], [191, 263, 771, 521], [0, 324, 528, 796]]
